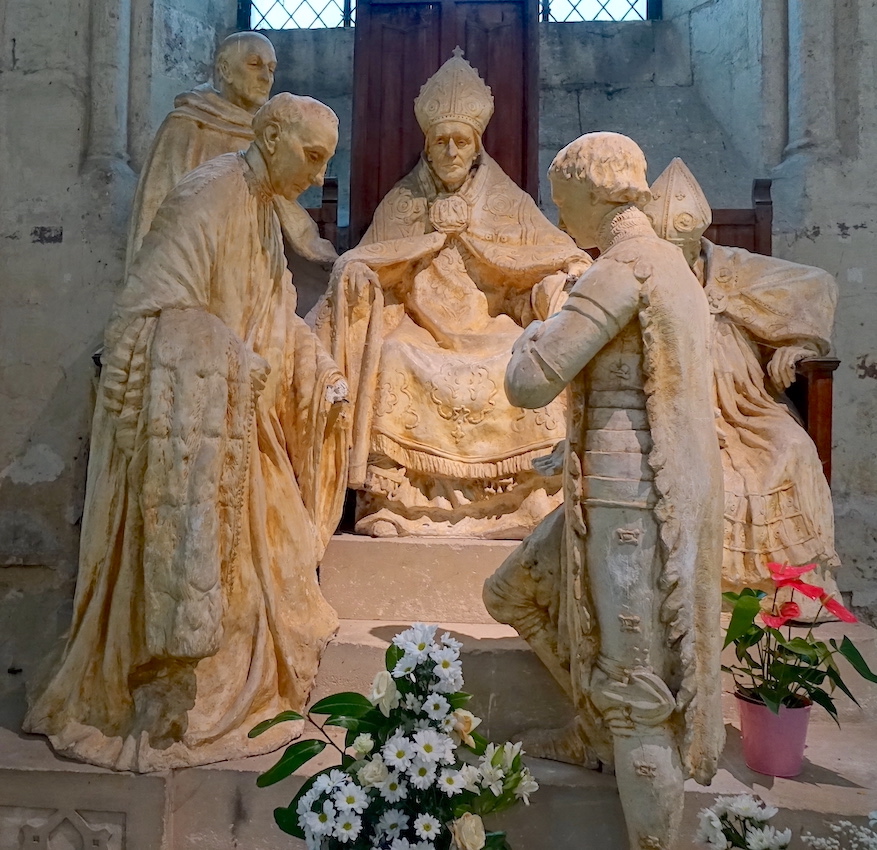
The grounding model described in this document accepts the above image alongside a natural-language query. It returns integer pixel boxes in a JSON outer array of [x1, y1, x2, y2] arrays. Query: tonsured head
[[215, 32, 277, 114], [548, 132, 651, 249], [253, 93, 339, 200]]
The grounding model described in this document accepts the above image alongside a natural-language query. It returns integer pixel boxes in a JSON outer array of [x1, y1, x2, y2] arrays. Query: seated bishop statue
[[643, 158, 841, 617], [127, 31, 337, 273], [24, 94, 350, 772], [311, 50, 592, 538]]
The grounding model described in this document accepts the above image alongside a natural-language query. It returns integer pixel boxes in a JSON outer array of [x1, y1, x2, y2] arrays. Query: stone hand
[[344, 261, 380, 302], [533, 441, 566, 477], [325, 378, 349, 405], [248, 351, 271, 398], [767, 345, 813, 390], [564, 258, 592, 283]]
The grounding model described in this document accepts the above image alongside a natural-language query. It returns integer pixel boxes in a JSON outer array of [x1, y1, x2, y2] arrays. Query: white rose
[[449, 709, 482, 747], [449, 813, 486, 850], [369, 670, 400, 717], [352, 733, 374, 755], [357, 754, 389, 788]]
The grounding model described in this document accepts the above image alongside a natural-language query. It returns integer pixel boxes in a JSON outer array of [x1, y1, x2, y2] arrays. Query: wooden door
[[349, 0, 538, 242]]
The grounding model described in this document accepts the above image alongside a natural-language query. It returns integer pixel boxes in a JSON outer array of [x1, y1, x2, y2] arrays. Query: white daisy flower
[[393, 653, 420, 678], [696, 809, 729, 849], [377, 809, 410, 838], [296, 787, 319, 816], [432, 667, 464, 694], [439, 631, 463, 652], [334, 813, 363, 843], [302, 800, 336, 836], [421, 693, 451, 720], [383, 734, 415, 770], [413, 813, 442, 841], [379, 770, 409, 803], [745, 825, 792, 850], [334, 781, 369, 813], [393, 623, 438, 661], [408, 758, 438, 789], [403, 693, 420, 711], [412, 728, 446, 763], [437, 768, 464, 796], [389, 839, 412, 850]]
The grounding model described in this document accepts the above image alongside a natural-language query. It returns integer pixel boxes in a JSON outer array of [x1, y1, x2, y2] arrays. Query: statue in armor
[[484, 133, 725, 850], [643, 159, 841, 614], [311, 50, 591, 538]]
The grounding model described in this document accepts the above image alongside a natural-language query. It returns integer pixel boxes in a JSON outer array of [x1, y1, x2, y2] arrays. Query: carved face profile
[[265, 114, 338, 200], [425, 120, 479, 192], [549, 174, 601, 250], [217, 35, 278, 113]]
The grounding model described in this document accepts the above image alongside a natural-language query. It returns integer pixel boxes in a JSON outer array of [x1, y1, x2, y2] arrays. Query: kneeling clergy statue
[[485, 133, 725, 850], [25, 94, 350, 772]]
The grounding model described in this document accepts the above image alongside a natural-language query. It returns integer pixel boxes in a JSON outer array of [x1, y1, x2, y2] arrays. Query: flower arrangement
[[696, 794, 791, 850], [802, 812, 877, 850], [722, 562, 877, 718], [250, 623, 538, 850]]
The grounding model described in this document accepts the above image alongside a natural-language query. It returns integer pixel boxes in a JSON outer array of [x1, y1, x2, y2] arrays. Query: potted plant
[[723, 562, 877, 777], [250, 623, 538, 850]]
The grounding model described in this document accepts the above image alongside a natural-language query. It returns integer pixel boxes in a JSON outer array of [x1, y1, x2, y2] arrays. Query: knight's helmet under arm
[[642, 157, 711, 267]]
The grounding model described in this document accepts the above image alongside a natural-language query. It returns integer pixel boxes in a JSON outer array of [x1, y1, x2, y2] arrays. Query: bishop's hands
[[342, 261, 381, 302], [767, 345, 814, 390], [325, 377, 349, 405]]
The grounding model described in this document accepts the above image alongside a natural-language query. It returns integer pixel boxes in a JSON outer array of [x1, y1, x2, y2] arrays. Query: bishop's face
[[425, 121, 479, 192], [218, 39, 277, 114], [268, 117, 338, 200]]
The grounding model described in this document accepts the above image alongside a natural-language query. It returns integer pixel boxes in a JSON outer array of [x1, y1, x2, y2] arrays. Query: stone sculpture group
[[24, 36, 841, 850]]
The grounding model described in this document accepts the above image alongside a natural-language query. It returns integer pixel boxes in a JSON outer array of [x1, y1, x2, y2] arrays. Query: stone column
[[785, 0, 837, 156]]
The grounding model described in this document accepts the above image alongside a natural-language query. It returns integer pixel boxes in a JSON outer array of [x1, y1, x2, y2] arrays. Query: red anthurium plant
[[723, 563, 877, 720]]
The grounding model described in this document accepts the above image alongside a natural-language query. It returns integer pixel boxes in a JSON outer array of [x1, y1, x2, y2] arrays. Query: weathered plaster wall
[[0, 0, 236, 727]]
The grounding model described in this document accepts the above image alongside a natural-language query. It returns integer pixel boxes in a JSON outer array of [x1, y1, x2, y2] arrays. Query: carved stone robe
[[25, 150, 347, 771], [313, 153, 589, 538], [127, 83, 334, 271], [699, 240, 840, 593]]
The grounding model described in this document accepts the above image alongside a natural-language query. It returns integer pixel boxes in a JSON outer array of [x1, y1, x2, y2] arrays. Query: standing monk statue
[[127, 31, 337, 270], [644, 158, 841, 617], [485, 133, 725, 850], [25, 94, 350, 772], [312, 50, 591, 538]]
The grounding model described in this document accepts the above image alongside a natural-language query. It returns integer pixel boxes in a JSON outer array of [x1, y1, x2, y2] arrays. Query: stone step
[[320, 534, 518, 624]]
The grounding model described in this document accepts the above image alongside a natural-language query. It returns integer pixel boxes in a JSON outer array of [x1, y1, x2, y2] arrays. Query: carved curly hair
[[549, 132, 652, 208]]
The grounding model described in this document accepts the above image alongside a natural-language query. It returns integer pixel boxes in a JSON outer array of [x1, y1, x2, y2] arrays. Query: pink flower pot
[[736, 694, 811, 777]]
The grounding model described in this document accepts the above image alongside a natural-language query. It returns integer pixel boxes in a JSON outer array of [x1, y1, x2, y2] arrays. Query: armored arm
[[505, 259, 641, 409]]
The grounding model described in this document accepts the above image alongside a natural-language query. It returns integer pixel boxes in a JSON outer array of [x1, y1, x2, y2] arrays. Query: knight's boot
[[514, 716, 600, 769]]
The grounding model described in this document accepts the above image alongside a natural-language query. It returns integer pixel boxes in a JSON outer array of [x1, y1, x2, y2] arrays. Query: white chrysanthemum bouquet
[[696, 795, 791, 850], [250, 623, 538, 850]]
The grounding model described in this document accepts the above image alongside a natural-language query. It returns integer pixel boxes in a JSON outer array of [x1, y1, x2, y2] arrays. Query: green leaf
[[824, 665, 859, 705], [760, 689, 782, 715], [248, 709, 304, 738], [807, 687, 839, 725], [835, 637, 877, 683], [484, 831, 512, 850], [256, 739, 327, 787], [724, 593, 764, 648], [386, 643, 404, 672], [784, 637, 820, 663], [324, 714, 382, 733], [273, 803, 305, 839], [448, 692, 473, 709], [309, 692, 375, 717]]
